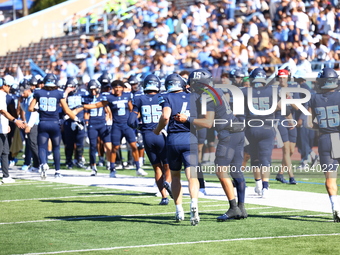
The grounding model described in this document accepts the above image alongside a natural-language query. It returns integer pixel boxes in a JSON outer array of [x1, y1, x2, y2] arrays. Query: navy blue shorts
[[88, 124, 111, 144], [197, 128, 207, 144], [111, 123, 136, 146], [143, 131, 167, 165], [245, 126, 275, 167], [278, 124, 297, 143], [167, 132, 198, 171], [318, 133, 340, 173], [215, 132, 244, 166]]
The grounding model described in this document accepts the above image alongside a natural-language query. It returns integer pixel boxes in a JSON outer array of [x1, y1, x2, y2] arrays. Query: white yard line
[[0, 208, 264, 226], [18, 233, 340, 255]]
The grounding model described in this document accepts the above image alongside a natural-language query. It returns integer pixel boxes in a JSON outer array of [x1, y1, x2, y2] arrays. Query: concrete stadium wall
[[0, 0, 105, 56]]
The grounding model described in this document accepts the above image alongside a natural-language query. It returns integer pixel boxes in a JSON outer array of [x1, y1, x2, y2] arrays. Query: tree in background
[[29, 0, 67, 14]]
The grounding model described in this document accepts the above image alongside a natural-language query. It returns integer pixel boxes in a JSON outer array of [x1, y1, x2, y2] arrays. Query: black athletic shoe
[[238, 204, 248, 219], [276, 175, 288, 184], [217, 207, 242, 221], [159, 198, 169, 205]]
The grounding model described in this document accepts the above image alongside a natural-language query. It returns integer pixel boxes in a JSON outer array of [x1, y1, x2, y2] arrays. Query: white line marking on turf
[[0, 209, 234, 225], [260, 210, 303, 214], [16, 233, 340, 255], [70, 189, 93, 192], [53, 187, 85, 190], [289, 214, 331, 218]]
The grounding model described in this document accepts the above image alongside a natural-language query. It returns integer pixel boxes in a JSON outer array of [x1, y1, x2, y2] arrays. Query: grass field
[[1, 148, 339, 254], [1, 171, 340, 254]]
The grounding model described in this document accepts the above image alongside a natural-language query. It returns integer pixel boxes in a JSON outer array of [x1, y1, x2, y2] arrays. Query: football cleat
[[175, 211, 185, 222], [262, 188, 269, 198], [29, 167, 40, 173], [159, 198, 169, 205], [115, 164, 123, 170], [199, 188, 207, 197], [276, 175, 288, 184], [1, 177, 15, 184], [21, 165, 29, 171], [40, 164, 49, 180], [289, 177, 297, 185], [333, 209, 340, 223], [254, 186, 261, 196], [237, 203, 248, 219], [163, 181, 173, 199], [190, 206, 200, 226], [109, 169, 117, 178], [54, 172, 63, 178], [217, 207, 242, 221], [136, 168, 148, 176], [91, 170, 97, 176]]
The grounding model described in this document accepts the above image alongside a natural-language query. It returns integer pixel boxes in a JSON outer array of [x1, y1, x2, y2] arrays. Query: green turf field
[[3, 148, 339, 254], [1, 178, 340, 255]]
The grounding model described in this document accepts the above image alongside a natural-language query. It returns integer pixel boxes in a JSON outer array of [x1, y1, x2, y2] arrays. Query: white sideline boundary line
[[0, 208, 268, 225], [17, 233, 340, 255]]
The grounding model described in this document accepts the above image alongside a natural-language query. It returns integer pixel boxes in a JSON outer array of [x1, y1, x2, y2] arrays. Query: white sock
[[139, 157, 144, 165], [209, 152, 215, 162], [330, 195, 340, 210], [191, 198, 198, 208], [176, 204, 183, 212], [256, 179, 262, 189], [202, 153, 209, 162]]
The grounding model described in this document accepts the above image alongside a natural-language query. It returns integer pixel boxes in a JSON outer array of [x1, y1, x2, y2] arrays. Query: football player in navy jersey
[[308, 67, 340, 222], [63, 77, 89, 169], [82, 79, 112, 176], [176, 69, 246, 221], [274, 69, 298, 185], [28, 73, 84, 179], [294, 70, 319, 169], [244, 68, 277, 198], [128, 74, 172, 205], [83, 80, 147, 178], [154, 73, 200, 225]]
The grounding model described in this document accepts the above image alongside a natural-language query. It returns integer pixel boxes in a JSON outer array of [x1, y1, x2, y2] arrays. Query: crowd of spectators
[[49, 0, 340, 81]]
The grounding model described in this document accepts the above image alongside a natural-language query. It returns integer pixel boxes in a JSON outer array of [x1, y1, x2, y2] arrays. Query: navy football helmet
[[143, 74, 161, 92], [187, 69, 213, 93], [30, 76, 39, 86], [249, 68, 266, 87], [65, 77, 78, 88], [229, 68, 246, 87], [317, 67, 338, 89], [98, 72, 112, 87], [88, 79, 101, 91], [43, 73, 57, 87], [19, 78, 30, 91], [165, 73, 187, 92], [127, 75, 139, 86]]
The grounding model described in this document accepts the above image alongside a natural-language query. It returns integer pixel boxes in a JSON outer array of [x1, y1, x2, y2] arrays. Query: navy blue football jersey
[[309, 91, 340, 133], [82, 94, 106, 125], [67, 89, 88, 120], [101, 92, 132, 123], [159, 91, 195, 133], [33, 88, 65, 121], [204, 88, 235, 132], [243, 86, 276, 124], [133, 93, 162, 132]]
